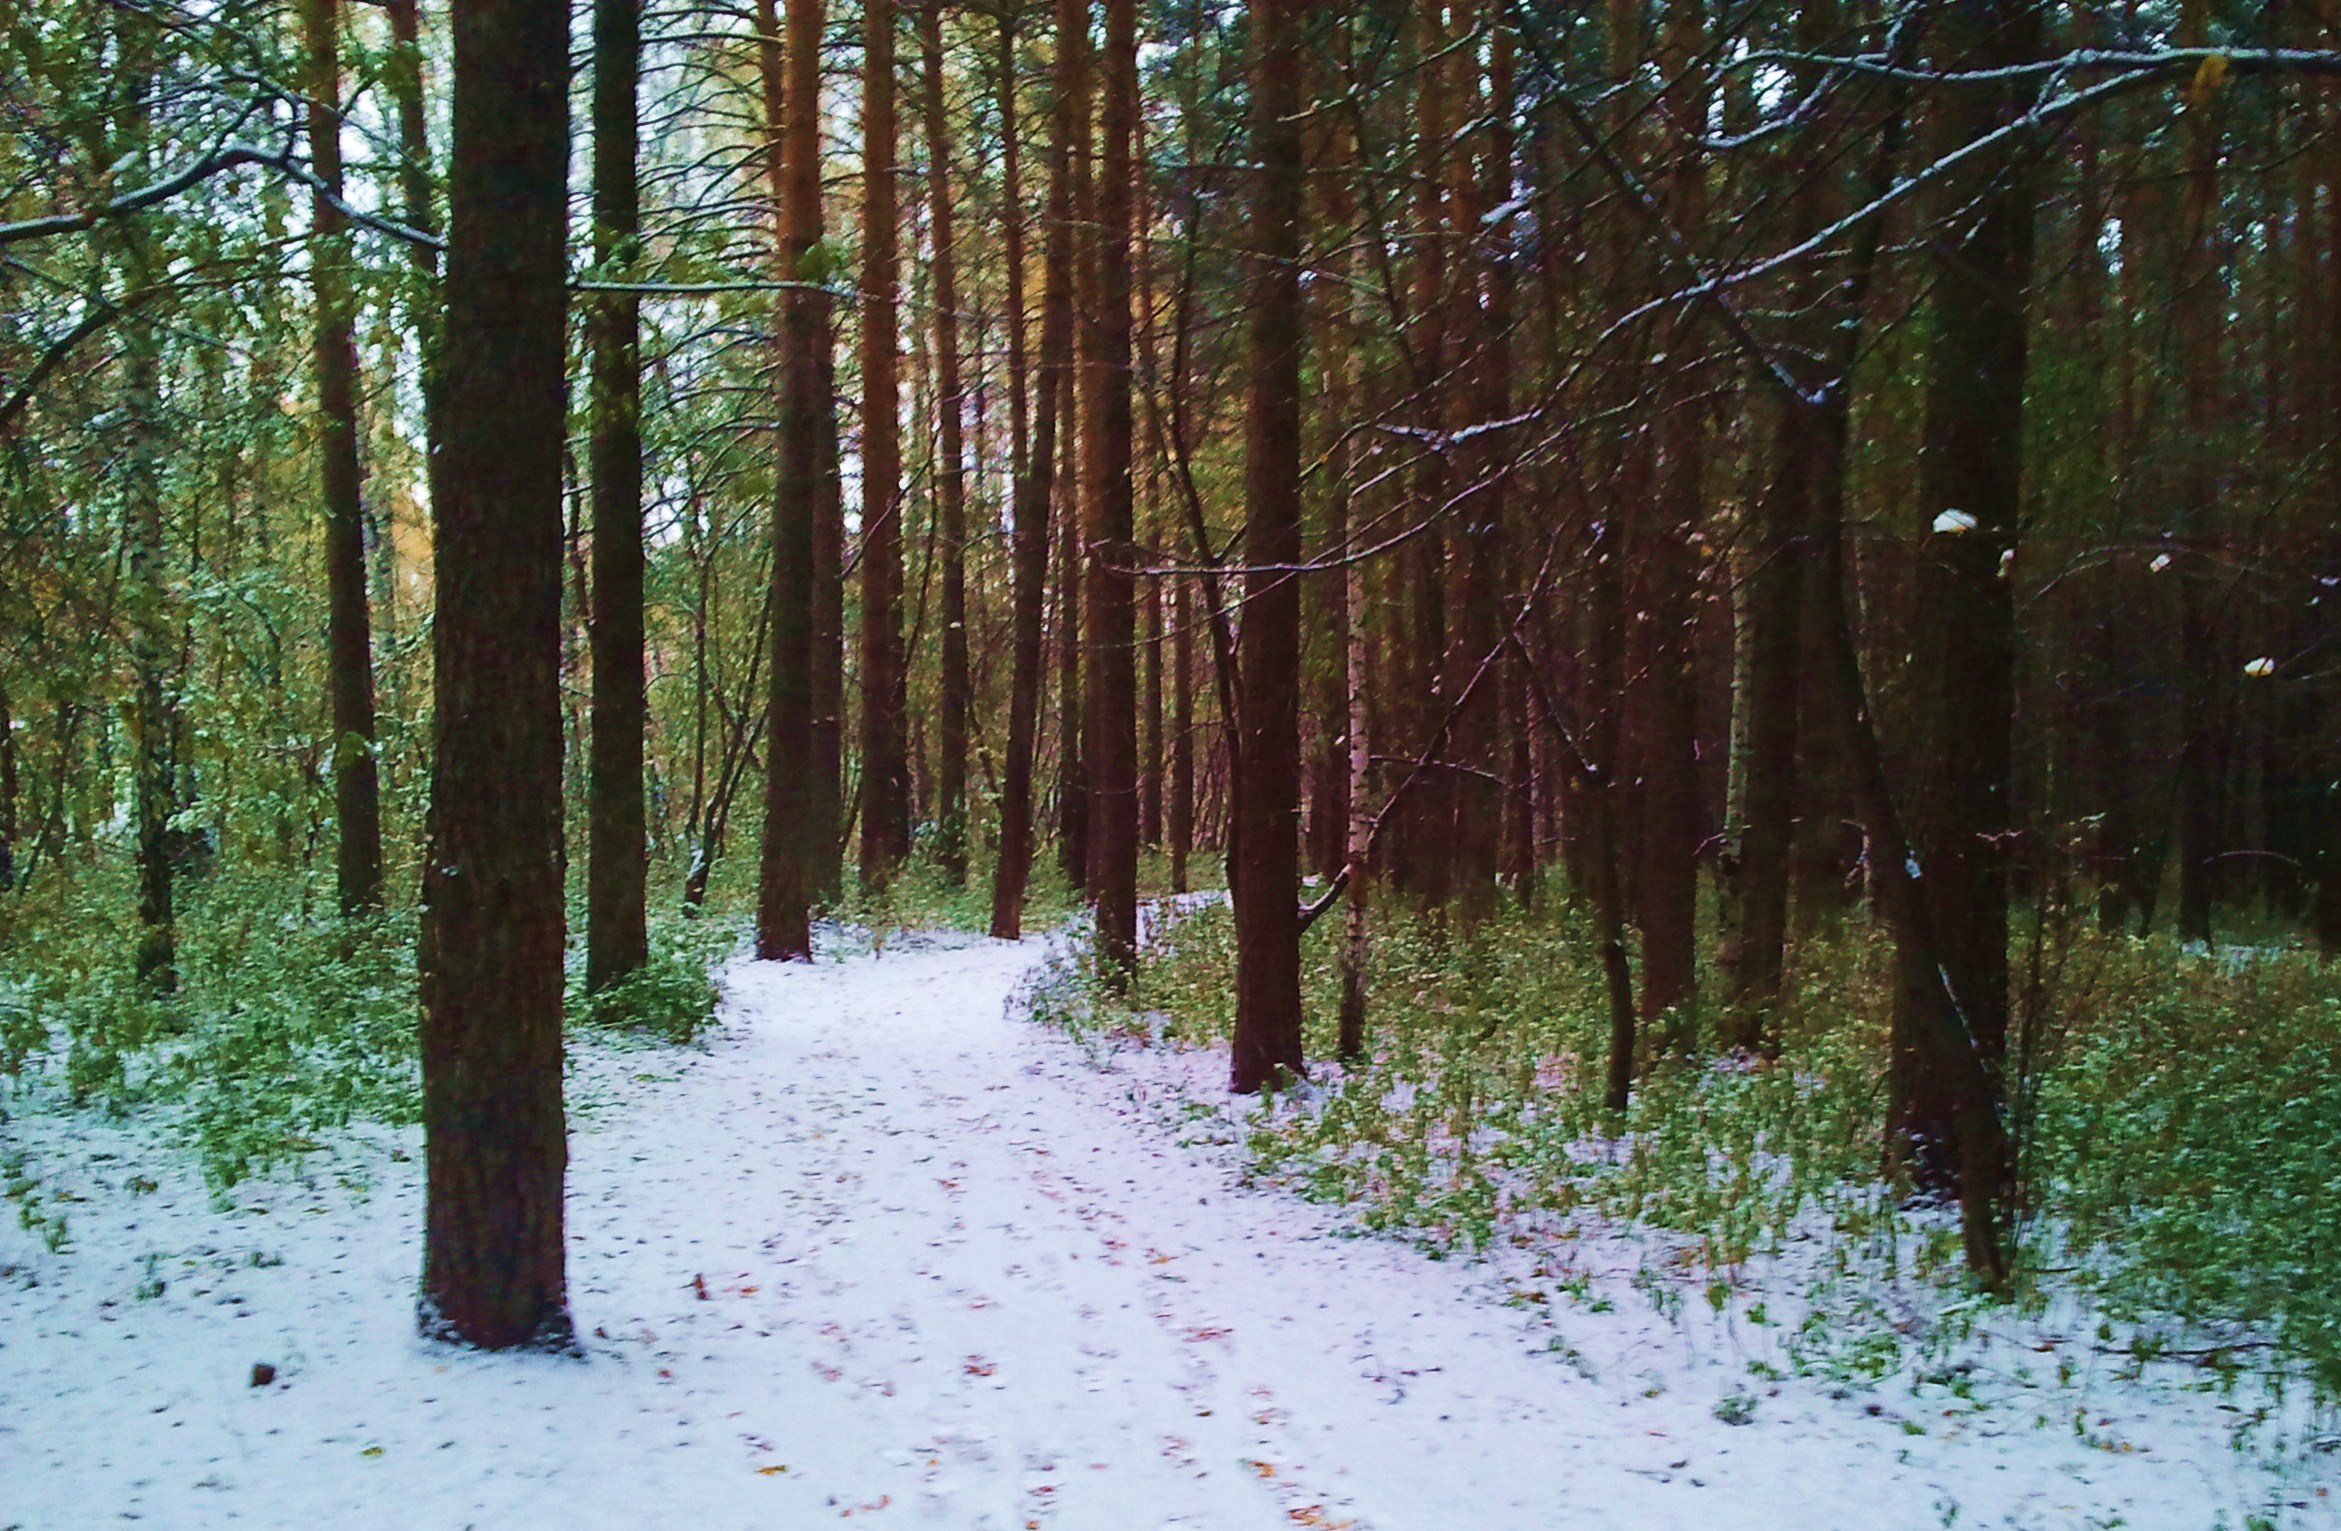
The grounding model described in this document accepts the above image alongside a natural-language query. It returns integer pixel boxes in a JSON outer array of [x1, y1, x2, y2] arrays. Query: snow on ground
[[2, 930, 2333, 1530]]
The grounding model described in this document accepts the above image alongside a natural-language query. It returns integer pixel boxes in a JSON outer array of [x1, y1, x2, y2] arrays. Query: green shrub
[[1109, 892, 2341, 1401], [573, 911, 735, 1043]]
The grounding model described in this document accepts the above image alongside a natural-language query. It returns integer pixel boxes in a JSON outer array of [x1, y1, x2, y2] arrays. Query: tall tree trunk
[[2173, 0, 2226, 945], [1725, 0, 1839, 1048], [813, 312, 846, 899], [757, 0, 829, 960], [1442, 0, 1502, 927], [305, 0, 383, 917], [920, 0, 971, 883], [1053, 0, 1091, 892], [1143, 540, 1165, 849], [380, 0, 439, 409], [1629, 0, 1705, 1044], [586, 0, 647, 986], [990, 13, 1051, 937], [1229, 0, 1305, 1094], [1315, 88, 1369, 1055], [111, 18, 175, 993], [0, 680, 14, 889], [418, 0, 574, 1350], [1891, 0, 2040, 1190], [859, 0, 906, 892], [1170, 568, 1194, 892], [2322, 19, 2341, 956], [1084, 0, 1140, 979], [1393, 0, 1450, 906]]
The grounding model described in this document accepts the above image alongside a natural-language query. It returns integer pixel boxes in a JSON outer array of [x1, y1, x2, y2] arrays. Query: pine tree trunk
[[1170, 570, 1194, 893], [757, 0, 829, 961], [305, 0, 384, 918], [1633, 0, 1705, 1042], [380, 0, 439, 405], [1725, 0, 1836, 1046], [1394, 0, 1451, 907], [990, 14, 1051, 938], [418, 0, 574, 1350], [859, 0, 906, 892], [1443, 0, 1502, 927], [1084, 0, 1140, 980], [585, 0, 647, 987], [1229, 0, 1306, 1094], [1053, 0, 1091, 893], [1891, 0, 2039, 1189], [1143, 541, 1166, 850], [2173, 0, 2226, 946], [920, 0, 971, 884], [813, 313, 847, 900], [110, 18, 176, 993]]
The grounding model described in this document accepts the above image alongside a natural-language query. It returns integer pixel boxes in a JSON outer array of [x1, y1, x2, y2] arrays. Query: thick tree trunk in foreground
[[1084, 0, 1140, 981], [859, 0, 906, 893], [305, 0, 383, 917], [990, 14, 1050, 938], [1229, 0, 1306, 1094], [418, 0, 574, 1351], [757, 0, 828, 960], [586, 0, 648, 988], [921, 0, 971, 883]]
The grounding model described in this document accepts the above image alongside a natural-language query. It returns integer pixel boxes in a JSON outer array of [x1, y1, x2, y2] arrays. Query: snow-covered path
[[1, 933, 2322, 1529]]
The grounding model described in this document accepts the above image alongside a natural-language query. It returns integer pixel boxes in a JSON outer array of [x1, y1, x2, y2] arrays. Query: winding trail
[[0, 932, 2302, 1529]]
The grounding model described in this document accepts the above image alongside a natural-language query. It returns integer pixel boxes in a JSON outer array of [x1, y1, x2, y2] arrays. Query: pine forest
[[4, 0, 2340, 1523]]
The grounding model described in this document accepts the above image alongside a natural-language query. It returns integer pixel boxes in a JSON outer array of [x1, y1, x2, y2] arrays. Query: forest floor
[[2, 928, 2332, 1530]]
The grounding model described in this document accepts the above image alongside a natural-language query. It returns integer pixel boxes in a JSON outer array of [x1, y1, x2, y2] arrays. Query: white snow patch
[[1, 936, 2332, 1529]]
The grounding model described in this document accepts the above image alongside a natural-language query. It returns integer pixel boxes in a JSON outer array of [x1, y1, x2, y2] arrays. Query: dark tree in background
[[417, 0, 574, 1350], [922, 0, 972, 886]]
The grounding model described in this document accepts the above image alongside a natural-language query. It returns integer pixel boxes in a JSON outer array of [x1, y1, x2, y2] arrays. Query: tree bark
[[1442, 0, 1502, 927], [1891, 0, 2040, 1190], [586, 0, 647, 987], [1053, 0, 1091, 892], [305, 0, 384, 918], [1084, 0, 1140, 981], [1632, 0, 1705, 1043], [920, 0, 971, 883], [1229, 0, 1306, 1094], [859, 0, 906, 893], [418, 0, 574, 1350], [1170, 567, 1194, 892], [114, 17, 175, 994], [756, 0, 828, 960], [989, 13, 1051, 938], [2173, 0, 2226, 946]]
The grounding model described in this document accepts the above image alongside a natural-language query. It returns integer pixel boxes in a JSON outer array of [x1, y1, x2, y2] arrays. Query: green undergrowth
[[0, 859, 731, 1205], [0, 840, 1063, 1219], [1062, 892, 2341, 1404]]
